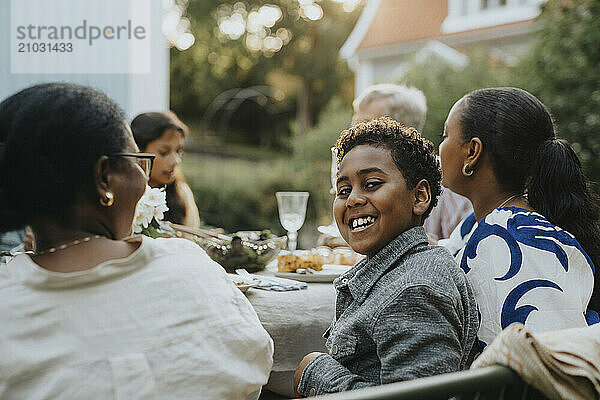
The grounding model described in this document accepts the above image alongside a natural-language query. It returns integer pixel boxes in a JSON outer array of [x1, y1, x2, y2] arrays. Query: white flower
[[133, 186, 169, 234]]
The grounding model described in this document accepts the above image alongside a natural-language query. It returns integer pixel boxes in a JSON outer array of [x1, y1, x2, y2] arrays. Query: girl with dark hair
[[439, 87, 599, 348], [130, 111, 200, 227], [0, 83, 272, 399]]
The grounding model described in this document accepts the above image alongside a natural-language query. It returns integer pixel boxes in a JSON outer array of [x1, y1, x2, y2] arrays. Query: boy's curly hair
[[334, 116, 441, 220]]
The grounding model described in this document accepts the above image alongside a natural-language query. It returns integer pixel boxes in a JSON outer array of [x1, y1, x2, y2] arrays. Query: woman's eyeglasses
[[110, 153, 155, 177]]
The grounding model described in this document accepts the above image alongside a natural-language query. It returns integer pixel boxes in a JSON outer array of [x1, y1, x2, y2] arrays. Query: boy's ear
[[413, 179, 431, 217]]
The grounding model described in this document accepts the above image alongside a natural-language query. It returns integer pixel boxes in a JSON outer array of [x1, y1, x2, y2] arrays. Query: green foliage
[[170, 0, 360, 147], [141, 219, 178, 239], [519, 0, 600, 186], [291, 96, 353, 226], [292, 96, 352, 164], [185, 153, 325, 246], [183, 155, 286, 232], [400, 50, 515, 145], [183, 97, 353, 247]]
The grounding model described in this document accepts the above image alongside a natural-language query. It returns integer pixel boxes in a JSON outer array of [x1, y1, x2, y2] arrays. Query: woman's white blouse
[[439, 207, 597, 347], [0, 236, 273, 400]]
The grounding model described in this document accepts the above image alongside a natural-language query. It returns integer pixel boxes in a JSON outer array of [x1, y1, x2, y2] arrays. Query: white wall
[[0, 0, 169, 121]]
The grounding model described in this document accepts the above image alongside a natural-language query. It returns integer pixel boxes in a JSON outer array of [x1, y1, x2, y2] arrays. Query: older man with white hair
[[352, 83, 428, 131], [352, 83, 472, 241]]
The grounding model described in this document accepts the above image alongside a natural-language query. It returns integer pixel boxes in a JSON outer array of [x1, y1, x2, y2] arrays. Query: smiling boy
[[293, 117, 479, 396]]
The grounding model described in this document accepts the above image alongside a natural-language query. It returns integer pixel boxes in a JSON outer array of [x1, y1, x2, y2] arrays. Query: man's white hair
[[353, 83, 427, 132]]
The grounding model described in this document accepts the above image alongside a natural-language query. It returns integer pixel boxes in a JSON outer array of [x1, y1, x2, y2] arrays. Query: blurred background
[[2, 0, 599, 247], [171, 0, 599, 247]]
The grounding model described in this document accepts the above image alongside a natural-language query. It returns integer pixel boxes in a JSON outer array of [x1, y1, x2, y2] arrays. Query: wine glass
[[276, 191, 309, 251]]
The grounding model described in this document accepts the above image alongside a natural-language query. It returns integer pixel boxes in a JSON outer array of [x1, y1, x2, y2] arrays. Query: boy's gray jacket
[[298, 226, 479, 396]]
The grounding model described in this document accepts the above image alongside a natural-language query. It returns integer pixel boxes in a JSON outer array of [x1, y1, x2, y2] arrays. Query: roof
[[358, 0, 447, 49], [341, 0, 538, 59]]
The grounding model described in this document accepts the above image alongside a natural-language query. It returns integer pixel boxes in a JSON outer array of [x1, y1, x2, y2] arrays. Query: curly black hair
[[334, 116, 442, 221], [0, 83, 129, 232]]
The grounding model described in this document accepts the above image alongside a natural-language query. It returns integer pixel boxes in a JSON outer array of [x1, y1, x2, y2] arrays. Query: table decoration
[[132, 185, 176, 238], [169, 224, 286, 273]]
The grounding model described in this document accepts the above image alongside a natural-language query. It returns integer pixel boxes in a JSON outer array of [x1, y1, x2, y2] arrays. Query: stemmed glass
[[276, 191, 309, 251]]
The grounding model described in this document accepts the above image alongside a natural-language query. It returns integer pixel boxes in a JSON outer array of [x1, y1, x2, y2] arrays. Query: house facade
[[341, 0, 545, 95]]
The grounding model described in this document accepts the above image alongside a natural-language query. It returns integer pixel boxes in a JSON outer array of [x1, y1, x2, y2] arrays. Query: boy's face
[[334, 145, 423, 258]]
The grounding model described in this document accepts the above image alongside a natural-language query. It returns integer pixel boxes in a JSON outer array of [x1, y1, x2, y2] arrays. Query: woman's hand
[[293, 352, 324, 397]]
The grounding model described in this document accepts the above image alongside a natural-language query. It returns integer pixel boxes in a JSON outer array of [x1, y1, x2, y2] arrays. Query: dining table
[[245, 268, 337, 398]]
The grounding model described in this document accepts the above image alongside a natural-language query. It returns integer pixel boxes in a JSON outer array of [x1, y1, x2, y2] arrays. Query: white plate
[[274, 264, 352, 283], [228, 274, 259, 292]]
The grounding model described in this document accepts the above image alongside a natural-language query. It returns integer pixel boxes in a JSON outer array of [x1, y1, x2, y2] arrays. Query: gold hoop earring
[[100, 191, 114, 207], [462, 164, 474, 177]]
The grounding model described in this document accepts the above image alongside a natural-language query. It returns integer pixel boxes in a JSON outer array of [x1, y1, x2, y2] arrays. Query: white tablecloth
[[246, 272, 336, 397]]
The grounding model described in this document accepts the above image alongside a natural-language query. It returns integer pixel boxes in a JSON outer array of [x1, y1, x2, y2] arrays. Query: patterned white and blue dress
[[439, 207, 598, 348]]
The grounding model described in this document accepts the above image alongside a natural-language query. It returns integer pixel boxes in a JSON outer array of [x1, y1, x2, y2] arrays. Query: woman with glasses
[[131, 111, 200, 227], [0, 83, 273, 399]]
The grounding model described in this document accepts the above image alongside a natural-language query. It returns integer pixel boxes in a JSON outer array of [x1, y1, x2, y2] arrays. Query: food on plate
[[276, 248, 363, 273], [277, 252, 325, 273]]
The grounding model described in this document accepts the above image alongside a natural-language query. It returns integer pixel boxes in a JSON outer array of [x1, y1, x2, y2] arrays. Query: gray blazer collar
[[335, 226, 429, 304]]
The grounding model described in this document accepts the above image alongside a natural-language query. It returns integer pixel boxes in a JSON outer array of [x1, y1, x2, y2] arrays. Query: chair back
[[310, 365, 548, 400]]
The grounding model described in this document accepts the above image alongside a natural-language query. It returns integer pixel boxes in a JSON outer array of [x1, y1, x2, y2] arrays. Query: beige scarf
[[472, 323, 600, 399]]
